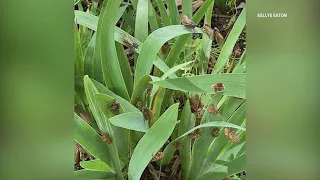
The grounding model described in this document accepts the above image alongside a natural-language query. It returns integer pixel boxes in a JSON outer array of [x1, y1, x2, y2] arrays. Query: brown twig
[[148, 163, 159, 180]]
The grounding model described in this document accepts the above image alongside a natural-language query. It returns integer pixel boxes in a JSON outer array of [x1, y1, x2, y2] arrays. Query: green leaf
[[135, 0, 149, 42], [98, 0, 129, 100], [197, 153, 246, 180], [160, 61, 194, 80], [80, 160, 113, 172], [166, 0, 180, 25], [156, 0, 171, 26], [178, 100, 195, 180], [74, 114, 113, 168], [130, 75, 160, 106], [134, 25, 203, 87], [74, 11, 176, 78], [115, 42, 133, 96], [128, 104, 179, 180], [94, 93, 130, 160], [74, 169, 116, 179], [109, 112, 148, 132], [83, 75, 124, 179], [212, 7, 246, 74], [91, 79, 140, 113], [152, 73, 246, 98], [83, 34, 96, 79]]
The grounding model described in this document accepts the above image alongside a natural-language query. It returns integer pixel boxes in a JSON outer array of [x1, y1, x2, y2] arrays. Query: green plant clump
[[74, 0, 246, 179]]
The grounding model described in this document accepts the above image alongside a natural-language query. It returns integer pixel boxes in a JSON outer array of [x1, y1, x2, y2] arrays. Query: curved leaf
[[74, 114, 112, 168], [160, 61, 194, 80], [98, 0, 129, 100], [80, 160, 113, 172], [128, 104, 179, 180], [134, 25, 203, 87], [109, 112, 148, 132], [74, 169, 116, 179], [152, 73, 246, 98], [135, 0, 149, 42]]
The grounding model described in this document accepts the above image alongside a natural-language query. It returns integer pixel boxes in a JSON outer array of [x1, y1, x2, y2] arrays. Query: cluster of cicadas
[[180, 14, 224, 46]]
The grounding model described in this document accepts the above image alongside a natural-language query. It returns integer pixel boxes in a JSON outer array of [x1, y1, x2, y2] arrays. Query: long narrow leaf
[[128, 104, 179, 180], [99, 0, 130, 100], [109, 112, 148, 132], [74, 169, 116, 179], [74, 114, 113, 168], [80, 160, 113, 172], [135, 0, 149, 42], [152, 73, 246, 98]]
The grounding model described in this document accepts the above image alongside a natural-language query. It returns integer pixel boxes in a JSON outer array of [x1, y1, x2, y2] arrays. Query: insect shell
[[181, 14, 197, 30], [224, 128, 240, 143], [211, 82, 225, 93], [202, 24, 214, 39], [142, 107, 153, 122], [213, 27, 225, 46], [151, 152, 164, 162], [211, 127, 220, 137], [110, 100, 120, 114], [123, 36, 139, 49], [188, 129, 200, 139], [208, 104, 218, 115], [102, 134, 112, 144]]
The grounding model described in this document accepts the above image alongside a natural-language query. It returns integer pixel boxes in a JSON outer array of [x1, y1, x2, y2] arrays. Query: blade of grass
[[99, 0, 130, 100], [128, 104, 179, 180], [148, 0, 160, 31], [160, 61, 194, 80], [178, 100, 195, 180], [156, 0, 171, 26], [152, 73, 246, 99], [201, 2, 214, 72], [84, 34, 96, 78], [84, 75, 124, 180], [94, 93, 129, 161], [74, 113, 113, 168], [135, 0, 149, 42], [115, 42, 133, 97], [80, 160, 113, 172], [74, 169, 117, 179], [109, 112, 149, 132], [134, 25, 203, 87], [212, 7, 246, 74], [166, 0, 180, 25]]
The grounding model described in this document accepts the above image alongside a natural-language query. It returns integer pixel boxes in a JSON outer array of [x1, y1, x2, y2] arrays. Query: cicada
[[224, 128, 240, 143], [213, 27, 225, 47], [211, 82, 225, 93], [202, 24, 214, 39], [181, 14, 197, 30], [122, 36, 139, 49]]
